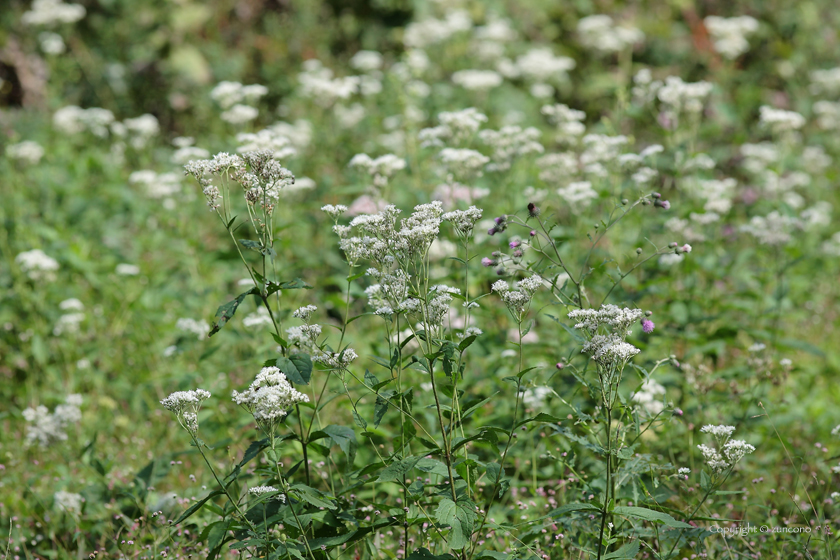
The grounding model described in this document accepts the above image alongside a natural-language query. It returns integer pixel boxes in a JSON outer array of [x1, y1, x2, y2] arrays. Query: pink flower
[[641, 319, 655, 333]]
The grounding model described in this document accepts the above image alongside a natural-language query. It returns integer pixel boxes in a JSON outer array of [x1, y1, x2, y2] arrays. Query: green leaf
[[612, 506, 691, 528], [205, 520, 231, 559], [374, 390, 394, 427], [323, 425, 356, 466], [174, 489, 224, 524], [458, 335, 477, 351], [378, 455, 422, 483], [291, 484, 336, 510], [275, 356, 306, 385], [553, 426, 607, 455], [549, 502, 600, 518], [603, 540, 640, 559], [265, 278, 312, 295], [406, 548, 456, 560], [484, 462, 509, 498], [209, 288, 257, 336], [288, 353, 313, 384], [239, 239, 263, 252], [435, 498, 477, 550]]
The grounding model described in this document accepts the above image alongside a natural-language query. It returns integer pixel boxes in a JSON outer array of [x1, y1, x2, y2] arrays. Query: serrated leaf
[[612, 506, 691, 528], [378, 455, 422, 482], [265, 278, 312, 296], [603, 540, 640, 559], [291, 484, 336, 509], [288, 353, 312, 384], [174, 489, 224, 524], [406, 548, 456, 560], [323, 425, 356, 466], [209, 288, 257, 336]]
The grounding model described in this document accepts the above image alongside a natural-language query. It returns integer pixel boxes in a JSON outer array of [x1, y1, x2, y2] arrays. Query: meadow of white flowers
[[2, 0, 840, 559]]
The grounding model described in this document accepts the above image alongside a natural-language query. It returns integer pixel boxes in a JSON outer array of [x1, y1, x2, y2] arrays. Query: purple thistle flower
[[641, 319, 655, 333], [481, 257, 495, 267], [655, 199, 671, 210], [509, 240, 521, 249], [488, 227, 497, 236], [530, 230, 536, 237]]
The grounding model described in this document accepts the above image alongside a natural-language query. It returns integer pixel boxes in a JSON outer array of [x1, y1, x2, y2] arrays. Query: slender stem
[[271, 436, 315, 559], [191, 435, 260, 536]]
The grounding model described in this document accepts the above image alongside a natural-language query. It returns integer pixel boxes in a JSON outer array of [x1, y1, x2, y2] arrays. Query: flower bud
[[652, 192, 661, 199], [654, 199, 671, 209], [621, 198, 629, 205], [530, 230, 537, 237], [635, 248, 642, 255], [527, 202, 540, 217]]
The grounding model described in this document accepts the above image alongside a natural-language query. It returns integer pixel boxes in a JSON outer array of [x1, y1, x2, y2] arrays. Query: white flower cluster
[[542, 104, 586, 143], [54, 298, 85, 336], [577, 15, 644, 53], [569, 304, 644, 333], [285, 324, 322, 352], [632, 379, 666, 415], [22, 0, 85, 26], [297, 59, 364, 107], [558, 181, 598, 208], [322, 204, 348, 221], [809, 67, 840, 96], [656, 76, 714, 114], [6, 141, 45, 165], [23, 394, 83, 447], [478, 126, 544, 171], [350, 50, 383, 72], [211, 81, 267, 124], [184, 151, 295, 212], [569, 305, 644, 370], [129, 170, 182, 200], [249, 486, 286, 502], [521, 386, 553, 409], [403, 10, 472, 48], [39, 31, 66, 54], [438, 148, 490, 178], [116, 263, 140, 276], [419, 108, 488, 148], [739, 211, 801, 245], [54, 490, 83, 514], [703, 16, 759, 59], [452, 69, 503, 91], [501, 47, 576, 87], [313, 347, 358, 369], [492, 275, 542, 318], [758, 105, 806, 133], [171, 137, 210, 165], [16, 249, 59, 281], [176, 317, 210, 340], [232, 367, 309, 431], [581, 335, 641, 366], [293, 305, 317, 321], [349, 153, 406, 187], [243, 306, 273, 329], [161, 389, 211, 435], [697, 424, 755, 473], [814, 100, 840, 130], [740, 142, 779, 174], [121, 114, 160, 149], [442, 206, 483, 237], [236, 127, 297, 160], [53, 106, 115, 137]]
